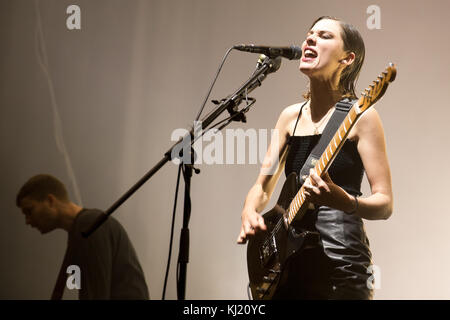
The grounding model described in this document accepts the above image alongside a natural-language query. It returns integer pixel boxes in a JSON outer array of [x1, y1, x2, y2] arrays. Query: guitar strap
[[295, 98, 356, 186]]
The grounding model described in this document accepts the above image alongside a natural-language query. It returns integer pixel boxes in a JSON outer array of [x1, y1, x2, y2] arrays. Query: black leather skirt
[[273, 206, 374, 300]]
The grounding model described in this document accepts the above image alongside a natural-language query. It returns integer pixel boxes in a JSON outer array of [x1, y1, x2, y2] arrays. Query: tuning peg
[[374, 81, 380, 89], [363, 91, 373, 98]]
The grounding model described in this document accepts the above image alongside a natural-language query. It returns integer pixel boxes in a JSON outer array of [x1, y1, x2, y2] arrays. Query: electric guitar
[[246, 63, 397, 300]]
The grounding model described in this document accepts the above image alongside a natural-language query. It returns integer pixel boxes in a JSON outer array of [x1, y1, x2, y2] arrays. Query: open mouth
[[303, 47, 318, 60]]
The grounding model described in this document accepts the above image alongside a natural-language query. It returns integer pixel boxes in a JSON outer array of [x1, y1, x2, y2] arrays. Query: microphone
[[234, 44, 302, 60]]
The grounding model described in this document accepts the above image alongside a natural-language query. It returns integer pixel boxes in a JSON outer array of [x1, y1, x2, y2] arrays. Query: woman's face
[[299, 19, 347, 79]]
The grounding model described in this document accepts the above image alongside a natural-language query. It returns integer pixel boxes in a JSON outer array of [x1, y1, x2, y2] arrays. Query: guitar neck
[[286, 101, 362, 225], [283, 63, 396, 225]]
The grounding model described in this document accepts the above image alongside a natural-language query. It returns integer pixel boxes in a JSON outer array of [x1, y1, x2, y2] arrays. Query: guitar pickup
[[269, 263, 281, 274], [263, 273, 277, 283], [268, 268, 281, 274], [259, 235, 278, 267]]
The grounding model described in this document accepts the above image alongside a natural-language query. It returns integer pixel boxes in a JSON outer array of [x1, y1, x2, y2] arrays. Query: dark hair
[[16, 174, 69, 206], [303, 16, 365, 100]]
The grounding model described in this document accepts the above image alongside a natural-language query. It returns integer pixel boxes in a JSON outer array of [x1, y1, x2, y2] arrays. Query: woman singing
[[237, 16, 393, 299]]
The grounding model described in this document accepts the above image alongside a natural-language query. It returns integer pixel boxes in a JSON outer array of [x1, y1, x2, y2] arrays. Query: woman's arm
[[353, 108, 393, 220], [237, 105, 296, 244]]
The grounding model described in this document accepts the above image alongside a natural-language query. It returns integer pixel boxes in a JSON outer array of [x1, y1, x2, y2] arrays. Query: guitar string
[[261, 194, 303, 249], [261, 216, 283, 249]]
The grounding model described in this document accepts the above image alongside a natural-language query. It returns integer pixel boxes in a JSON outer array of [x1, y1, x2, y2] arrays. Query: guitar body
[[247, 173, 320, 300]]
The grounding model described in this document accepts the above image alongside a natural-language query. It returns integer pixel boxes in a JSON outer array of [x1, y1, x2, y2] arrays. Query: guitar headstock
[[358, 63, 397, 112]]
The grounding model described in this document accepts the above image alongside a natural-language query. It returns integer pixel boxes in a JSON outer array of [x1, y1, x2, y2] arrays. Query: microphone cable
[[194, 46, 235, 122]]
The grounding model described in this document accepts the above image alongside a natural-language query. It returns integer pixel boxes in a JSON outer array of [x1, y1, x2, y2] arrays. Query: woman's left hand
[[303, 169, 353, 210]]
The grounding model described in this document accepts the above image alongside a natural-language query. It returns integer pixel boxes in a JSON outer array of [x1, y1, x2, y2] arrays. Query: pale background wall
[[1, 0, 449, 299]]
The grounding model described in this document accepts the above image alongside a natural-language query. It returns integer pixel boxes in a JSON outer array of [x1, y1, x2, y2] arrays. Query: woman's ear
[[340, 52, 356, 66]]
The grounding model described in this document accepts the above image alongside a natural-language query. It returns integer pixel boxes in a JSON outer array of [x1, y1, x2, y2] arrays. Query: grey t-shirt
[[67, 209, 149, 299]]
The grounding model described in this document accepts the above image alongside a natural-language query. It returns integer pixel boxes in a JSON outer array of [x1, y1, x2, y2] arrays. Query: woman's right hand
[[237, 207, 267, 244]]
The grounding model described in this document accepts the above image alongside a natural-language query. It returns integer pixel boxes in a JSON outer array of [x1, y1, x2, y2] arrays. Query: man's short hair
[[16, 174, 70, 206]]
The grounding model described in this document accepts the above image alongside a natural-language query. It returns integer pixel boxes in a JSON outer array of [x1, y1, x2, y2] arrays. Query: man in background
[[16, 174, 149, 300]]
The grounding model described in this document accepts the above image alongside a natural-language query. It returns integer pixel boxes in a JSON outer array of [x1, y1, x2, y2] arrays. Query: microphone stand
[[176, 158, 196, 300], [81, 54, 282, 299]]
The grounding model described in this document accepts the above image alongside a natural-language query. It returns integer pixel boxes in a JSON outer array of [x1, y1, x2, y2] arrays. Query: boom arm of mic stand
[[81, 57, 279, 238], [196, 58, 275, 131]]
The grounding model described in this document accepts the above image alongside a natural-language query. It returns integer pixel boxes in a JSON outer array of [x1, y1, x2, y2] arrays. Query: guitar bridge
[[259, 234, 277, 267]]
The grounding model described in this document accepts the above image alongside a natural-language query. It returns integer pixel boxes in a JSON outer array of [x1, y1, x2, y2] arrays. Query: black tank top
[[285, 102, 373, 287], [285, 135, 364, 196]]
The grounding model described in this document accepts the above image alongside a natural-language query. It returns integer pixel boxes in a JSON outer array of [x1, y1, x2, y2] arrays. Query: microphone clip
[[212, 98, 248, 123]]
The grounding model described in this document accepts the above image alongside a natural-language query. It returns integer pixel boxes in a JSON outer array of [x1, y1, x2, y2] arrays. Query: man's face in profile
[[19, 196, 58, 234]]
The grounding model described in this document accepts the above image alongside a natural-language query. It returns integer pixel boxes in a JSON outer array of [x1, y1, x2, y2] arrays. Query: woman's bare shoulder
[[356, 108, 384, 133], [278, 102, 307, 122], [352, 107, 386, 143], [273, 101, 308, 137]]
